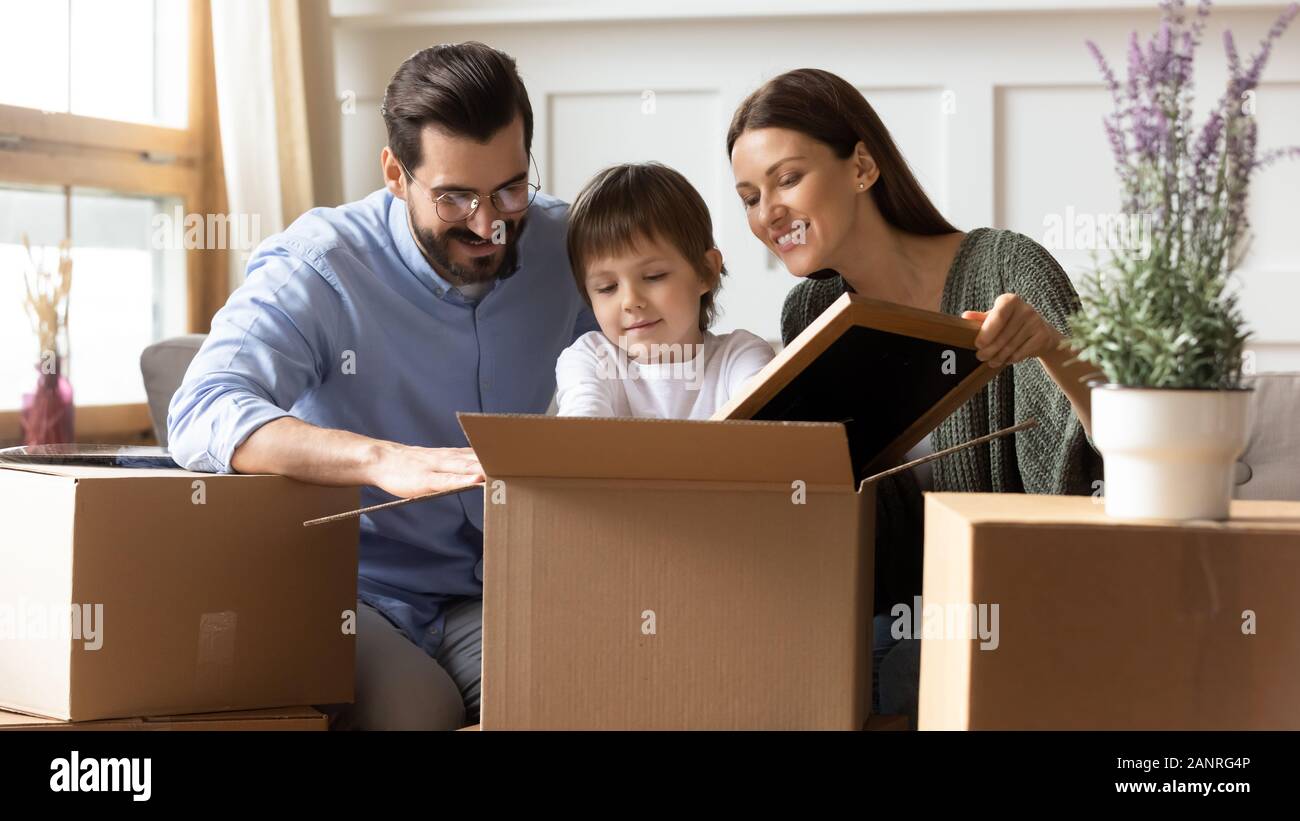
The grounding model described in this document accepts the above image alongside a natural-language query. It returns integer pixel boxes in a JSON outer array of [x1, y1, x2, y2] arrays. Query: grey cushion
[[139, 334, 207, 447], [1235, 373, 1300, 501]]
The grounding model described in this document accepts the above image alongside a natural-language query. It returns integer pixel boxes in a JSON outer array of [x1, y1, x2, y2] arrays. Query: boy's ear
[[700, 248, 724, 294]]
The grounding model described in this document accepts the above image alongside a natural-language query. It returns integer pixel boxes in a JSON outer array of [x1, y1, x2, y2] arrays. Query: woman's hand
[[961, 293, 1066, 368], [962, 293, 1102, 438]]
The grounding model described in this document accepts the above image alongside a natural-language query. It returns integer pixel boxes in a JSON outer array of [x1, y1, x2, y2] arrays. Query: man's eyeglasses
[[397, 154, 541, 223]]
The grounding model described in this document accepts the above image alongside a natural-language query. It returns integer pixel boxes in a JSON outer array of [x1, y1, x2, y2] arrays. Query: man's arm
[[168, 253, 482, 496], [231, 416, 482, 498]]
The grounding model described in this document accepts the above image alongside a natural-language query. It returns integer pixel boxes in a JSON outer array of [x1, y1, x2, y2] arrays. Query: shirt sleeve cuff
[[210, 399, 295, 475]]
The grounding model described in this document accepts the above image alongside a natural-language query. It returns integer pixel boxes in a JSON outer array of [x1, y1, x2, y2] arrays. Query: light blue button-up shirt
[[167, 189, 597, 652]]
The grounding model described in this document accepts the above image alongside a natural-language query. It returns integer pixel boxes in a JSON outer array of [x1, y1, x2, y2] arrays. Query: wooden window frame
[[0, 0, 226, 445]]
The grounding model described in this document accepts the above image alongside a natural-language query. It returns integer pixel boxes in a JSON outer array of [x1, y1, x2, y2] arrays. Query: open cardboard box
[[0, 463, 359, 722], [457, 294, 993, 730], [461, 413, 874, 729]]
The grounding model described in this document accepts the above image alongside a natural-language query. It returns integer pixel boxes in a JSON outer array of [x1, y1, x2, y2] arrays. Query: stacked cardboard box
[[0, 463, 359, 730], [919, 493, 1300, 729]]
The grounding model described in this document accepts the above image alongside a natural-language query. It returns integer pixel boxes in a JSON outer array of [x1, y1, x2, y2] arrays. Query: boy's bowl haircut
[[566, 162, 727, 332]]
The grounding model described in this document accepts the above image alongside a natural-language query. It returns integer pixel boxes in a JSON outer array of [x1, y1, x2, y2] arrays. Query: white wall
[[331, 1, 1300, 370]]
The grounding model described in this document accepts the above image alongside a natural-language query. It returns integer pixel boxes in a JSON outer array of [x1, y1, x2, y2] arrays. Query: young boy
[[556, 162, 774, 419]]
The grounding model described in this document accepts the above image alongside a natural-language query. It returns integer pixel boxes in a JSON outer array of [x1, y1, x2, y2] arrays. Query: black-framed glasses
[[397, 153, 541, 223]]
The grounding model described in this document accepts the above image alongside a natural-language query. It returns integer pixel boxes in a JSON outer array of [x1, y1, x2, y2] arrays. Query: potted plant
[[1072, 0, 1298, 520]]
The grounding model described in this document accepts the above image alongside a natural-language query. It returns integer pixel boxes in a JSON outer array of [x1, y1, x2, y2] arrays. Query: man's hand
[[230, 416, 485, 496], [368, 442, 485, 499]]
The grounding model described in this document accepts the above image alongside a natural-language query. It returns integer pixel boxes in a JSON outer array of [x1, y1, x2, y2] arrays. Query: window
[[0, 0, 189, 127], [0, 185, 187, 409], [0, 0, 223, 442]]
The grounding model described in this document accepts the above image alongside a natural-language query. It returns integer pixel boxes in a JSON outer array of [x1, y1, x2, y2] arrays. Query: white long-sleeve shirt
[[555, 329, 776, 420]]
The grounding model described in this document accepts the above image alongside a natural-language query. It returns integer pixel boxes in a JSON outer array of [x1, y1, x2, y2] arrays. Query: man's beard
[[412, 215, 528, 286]]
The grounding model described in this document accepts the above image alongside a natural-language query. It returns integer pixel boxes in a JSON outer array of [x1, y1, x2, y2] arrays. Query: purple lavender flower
[[1242, 3, 1299, 91], [1087, 40, 1121, 97], [1126, 31, 1144, 102], [1086, 0, 1298, 280], [1225, 30, 1241, 73], [1257, 146, 1300, 169]]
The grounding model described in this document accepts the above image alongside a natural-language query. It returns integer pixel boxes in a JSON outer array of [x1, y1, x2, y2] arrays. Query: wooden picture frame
[[713, 292, 998, 481]]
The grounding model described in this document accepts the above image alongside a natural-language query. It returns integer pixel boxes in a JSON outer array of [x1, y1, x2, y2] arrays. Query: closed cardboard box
[[0, 464, 359, 722], [461, 413, 875, 730], [0, 705, 328, 731], [919, 493, 1300, 729]]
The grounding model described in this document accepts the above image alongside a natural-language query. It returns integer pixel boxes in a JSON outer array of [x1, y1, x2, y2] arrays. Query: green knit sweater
[[779, 227, 1103, 615]]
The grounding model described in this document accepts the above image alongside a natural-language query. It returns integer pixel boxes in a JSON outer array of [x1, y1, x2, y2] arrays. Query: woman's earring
[[858, 183, 865, 190]]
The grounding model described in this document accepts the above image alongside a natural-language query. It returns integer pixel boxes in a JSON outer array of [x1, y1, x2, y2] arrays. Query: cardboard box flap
[[714, 292, 997, 480], [458, 412, 855, 486]]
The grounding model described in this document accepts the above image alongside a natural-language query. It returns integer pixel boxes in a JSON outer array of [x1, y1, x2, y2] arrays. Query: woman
[[727, 68, 1104, 723]]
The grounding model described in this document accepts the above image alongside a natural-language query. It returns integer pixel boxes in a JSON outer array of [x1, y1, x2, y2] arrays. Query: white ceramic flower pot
[[1090, 385, 1251, 521]]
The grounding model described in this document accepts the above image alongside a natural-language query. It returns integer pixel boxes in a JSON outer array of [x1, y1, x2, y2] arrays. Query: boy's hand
[[369, 443, 485, 499]]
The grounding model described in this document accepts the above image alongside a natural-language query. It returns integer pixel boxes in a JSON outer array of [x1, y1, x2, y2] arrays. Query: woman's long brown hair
[[727, 68, 958, 238]]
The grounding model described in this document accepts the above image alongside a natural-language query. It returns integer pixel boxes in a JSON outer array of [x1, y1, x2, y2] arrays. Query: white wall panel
[[333, 4, 1300, 363]]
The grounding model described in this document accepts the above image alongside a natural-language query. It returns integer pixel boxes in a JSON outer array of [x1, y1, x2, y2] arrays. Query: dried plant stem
[[20, 234, 74, 369]]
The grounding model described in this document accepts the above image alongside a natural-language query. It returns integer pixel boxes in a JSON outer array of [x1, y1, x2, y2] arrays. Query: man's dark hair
[[381, 42, 534, 172]]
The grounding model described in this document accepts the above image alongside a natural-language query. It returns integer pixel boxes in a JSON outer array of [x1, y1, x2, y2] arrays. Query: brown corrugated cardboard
[[460, 413, 875, 730], [458, 716, 909, 731], [0, 705, 328, 731], [919, 493, 1300, 729], [864, 713, 910, 731], [0, 464, 359, 722]]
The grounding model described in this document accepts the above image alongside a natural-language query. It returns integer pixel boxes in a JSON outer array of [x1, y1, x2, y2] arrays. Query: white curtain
[[209, 0, 343, 294], [210, 0, 285, 293]]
